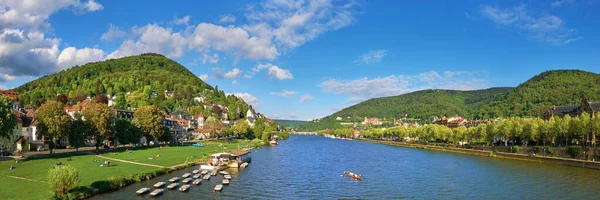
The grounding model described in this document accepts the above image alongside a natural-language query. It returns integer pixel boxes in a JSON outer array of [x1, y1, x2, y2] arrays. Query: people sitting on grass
[[56, 162, 62, 166], [9, 165, 14, 170]]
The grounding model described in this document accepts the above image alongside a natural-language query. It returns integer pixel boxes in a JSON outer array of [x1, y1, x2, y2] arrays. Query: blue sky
[[0, 0, 599, 120]]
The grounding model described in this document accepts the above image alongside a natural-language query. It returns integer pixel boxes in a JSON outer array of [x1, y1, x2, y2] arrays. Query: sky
[[0, 0, 599, 121]]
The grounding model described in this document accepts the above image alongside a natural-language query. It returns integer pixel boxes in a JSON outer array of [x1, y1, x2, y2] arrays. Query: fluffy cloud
[[319, 71, 489, 104], [100, 24, 126, 41], [202, 52, 219, 64], [189, 23, 278, 60], [480, 4, 582, 45], [299, 94, 313, 103], [107, 24, 187, 59], [227, 92, 259, 107], [198, 74, 209, 81], [173, 15, 190, 25], [219, 14, 236, 23], [57, 47, 105, 68], [267, 65, 293, 80], [244, 0, 359, 49], [0, 0, 103, 30], [269, 90, 298, 98], [289, 112, 296, 118], [356, 50, 387, 64], [252, 62, 273, 72], [224, 68, 243, 79]]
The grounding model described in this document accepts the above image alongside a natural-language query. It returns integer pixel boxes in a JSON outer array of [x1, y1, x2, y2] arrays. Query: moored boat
[[201, 170, 208, 175], [203, 175, 211, 180], [192, 179, 202, 185], [219, 171, 229, 175], [343, 171, 362, 181], [210, 171, 217, 176], [167, 183, 180, 189], [214, 184, 223, 192], [182, 178, 192, 184], [224, 174, 232, 179], [136, 187, 150, 195], [222, 179, 230, 185], [149, 189, 164, 196], [178, 184, 190, 192], [240, 162, 249, 168], [169, 177, 180, 182], [192, 169, 200, 174], [182, 173, 191, 178], [193, 174, 201, 179], [153, 182, 166, 188]]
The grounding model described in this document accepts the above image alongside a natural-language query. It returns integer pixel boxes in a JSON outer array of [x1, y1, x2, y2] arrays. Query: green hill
[[15, 53, 251, 117], [274, 120, 307, 129], [299, 70, 600, 131]]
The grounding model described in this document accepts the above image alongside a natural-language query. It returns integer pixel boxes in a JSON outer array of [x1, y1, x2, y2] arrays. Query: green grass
[[0, 140, 251, 200]]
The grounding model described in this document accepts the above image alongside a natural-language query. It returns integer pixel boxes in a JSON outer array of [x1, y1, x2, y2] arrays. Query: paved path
[[94, 155, 166, 168], [1, 173, 47, 183]]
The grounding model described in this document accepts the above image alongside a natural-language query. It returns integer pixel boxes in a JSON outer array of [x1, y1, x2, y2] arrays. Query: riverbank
[[0, 140, 250, 200], [361, 139, 600, 170]]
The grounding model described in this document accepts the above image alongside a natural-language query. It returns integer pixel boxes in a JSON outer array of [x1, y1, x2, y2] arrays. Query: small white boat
[[201, 170, 208, 175], [182, 173, 191, 178], [203, 175, 211, 180], [214, 184, 223, 192], [182, 178, 192, 184], [153, 182, 166, 188], [136, 187, 150, 195], [193, 174, 201, 179], [240, 163, 248, 168], [192, 169, 200, 174], [179, 184, 191, 192], [222, 179, 230, 185], [219, 171, 229, 175], [169, 177, 180, 182], [224, 174, 232, 179], [192, 179, 202, 185], [149, 189, 163, 196], [210, 171, 217, 176], [167, 183, 180, 189]]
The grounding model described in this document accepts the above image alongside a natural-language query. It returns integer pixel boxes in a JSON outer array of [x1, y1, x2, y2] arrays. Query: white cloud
[[224, 68, 243, 79], [552, 0, 576, 7], [289, 112, 296, 118], [173, 15, 190, 25], [219, 14, 236, 23], [480, 4, 582, 45], [319, 71, 489, 105], [100, 24, 126, 41], [252, 62, 273, 72], [57, 47, 105, 68], [267, 65, 293, 80], [83, 0, 103, 11], [199, 74, 210, 81], [244, 0, 359, 49], [0, 0, 103, 30], [356, 49, 387, 64], [228, 92, 259, 107], [107, 24, 187, 59], [189, 23, 279, 60], [299, 94, 313, 103], [202, 52, 219, 64], [269, 90, 298, 98]]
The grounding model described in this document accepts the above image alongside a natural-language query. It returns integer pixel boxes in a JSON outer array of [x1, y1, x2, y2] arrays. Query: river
[[92, 135, 600, 199]]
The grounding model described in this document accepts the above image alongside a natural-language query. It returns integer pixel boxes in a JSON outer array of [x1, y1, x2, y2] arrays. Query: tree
[[48, 165, 80, 195], [114, 119, 142, 146], [133, 106, 164, 145], [253, 118, 266, 139], [205, 118, 225, 138], [56, 93, 68, 105], [592, 114, 600, 147], [68, 119, 90, 151], [115, 93, 127, 109], [0, 96, 17, 142], [233, 120, 250, 138], [82, 102, 116, 154], [95, 94, 109, 104], [158, 126, 173, 143], [36, 101, 71, 154]]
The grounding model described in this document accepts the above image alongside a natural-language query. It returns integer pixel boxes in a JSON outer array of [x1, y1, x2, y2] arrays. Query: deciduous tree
[[36, 101, 71, 154], [83, 102, 116, 154], [133, 106, 164, 145]]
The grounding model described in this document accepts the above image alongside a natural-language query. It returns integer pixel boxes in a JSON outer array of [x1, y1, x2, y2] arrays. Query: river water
[[92, 135, 600, 199]]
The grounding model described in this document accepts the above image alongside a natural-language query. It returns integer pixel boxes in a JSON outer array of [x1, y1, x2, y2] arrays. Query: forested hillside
[[15, 53, 251, 118], [299, 70, 600, 131]]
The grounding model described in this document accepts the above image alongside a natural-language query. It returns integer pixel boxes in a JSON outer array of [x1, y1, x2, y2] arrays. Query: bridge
[[291, 132, 318, 135]]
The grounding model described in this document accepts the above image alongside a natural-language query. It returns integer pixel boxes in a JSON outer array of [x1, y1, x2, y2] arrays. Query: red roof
[[0, 90, 18, 101]]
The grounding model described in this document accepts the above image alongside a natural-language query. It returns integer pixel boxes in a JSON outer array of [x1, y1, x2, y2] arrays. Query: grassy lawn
[[101, 140, 251, 167], [0, 140, 251, 200]]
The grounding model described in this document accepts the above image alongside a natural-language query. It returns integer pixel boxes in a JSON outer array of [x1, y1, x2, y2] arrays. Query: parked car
[[36, 146, 46, 151]]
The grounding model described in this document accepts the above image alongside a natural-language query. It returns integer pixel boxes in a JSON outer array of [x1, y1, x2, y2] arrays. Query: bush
[[510, 146, 519, 153], [567, 146, 583, 158], [533, 146, 543, 154], [250, 139, 264, 148], [48, 165, 80, 195], [544, 146, 553, 155]]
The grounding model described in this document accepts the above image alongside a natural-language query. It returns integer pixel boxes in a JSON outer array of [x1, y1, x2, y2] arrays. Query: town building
[[0, 89, 19, 111], [543, 97, 599, 120], [362, 117, 382, 126], [432, 116, 468, 128]]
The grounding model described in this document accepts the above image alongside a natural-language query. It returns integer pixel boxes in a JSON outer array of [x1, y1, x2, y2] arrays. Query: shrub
[[510, 146, 519, 153], [544, 146, 553, 155], [250, 139, 264, 148], [48, 165, 80, 195], [533, 146, 543, 154], [567, 146, 583, 158]]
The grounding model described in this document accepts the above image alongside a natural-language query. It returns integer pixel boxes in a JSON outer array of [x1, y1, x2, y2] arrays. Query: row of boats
[[137, 169, 233, 196]]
